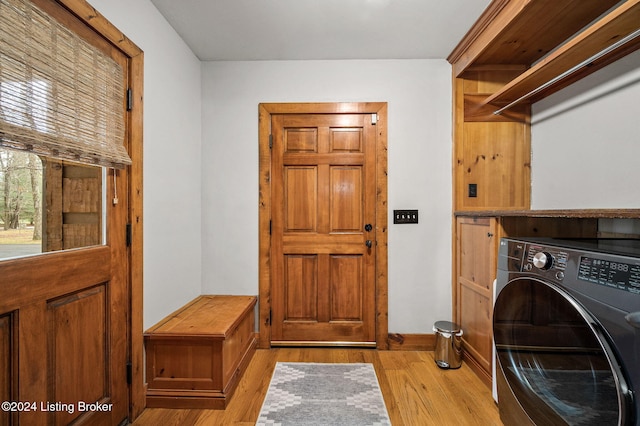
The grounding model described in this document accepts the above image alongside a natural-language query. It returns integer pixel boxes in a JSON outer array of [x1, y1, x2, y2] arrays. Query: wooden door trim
[[258, 102, 388, 349], [54, 0, 145, 420]]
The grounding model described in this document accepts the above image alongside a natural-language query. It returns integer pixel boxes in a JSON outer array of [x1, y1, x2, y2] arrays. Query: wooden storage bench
[[144, 295, 257, 409]]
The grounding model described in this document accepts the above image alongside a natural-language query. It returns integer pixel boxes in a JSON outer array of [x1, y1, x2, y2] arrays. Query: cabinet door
[[455, 217, 498, 378]]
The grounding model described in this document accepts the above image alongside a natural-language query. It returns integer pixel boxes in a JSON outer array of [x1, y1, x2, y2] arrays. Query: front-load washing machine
[[494, 238, 640, 425]]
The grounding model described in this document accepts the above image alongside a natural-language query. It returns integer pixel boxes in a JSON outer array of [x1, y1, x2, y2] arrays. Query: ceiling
[[149, 0, 492, 61]]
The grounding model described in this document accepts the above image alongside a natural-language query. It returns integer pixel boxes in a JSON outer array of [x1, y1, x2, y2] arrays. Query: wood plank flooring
[[132, 348, 503, 425]]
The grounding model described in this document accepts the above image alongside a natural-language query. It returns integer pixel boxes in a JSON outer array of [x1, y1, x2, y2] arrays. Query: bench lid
[[144, 295, 256, 337]]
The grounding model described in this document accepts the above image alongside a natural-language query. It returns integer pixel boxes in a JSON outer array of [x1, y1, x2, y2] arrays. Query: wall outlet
[[468, 183, 477, 198], [393, 210, 418, 224]]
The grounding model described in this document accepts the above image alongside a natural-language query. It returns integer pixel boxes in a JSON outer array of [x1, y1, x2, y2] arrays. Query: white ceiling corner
[[149, 0, 491, 61]]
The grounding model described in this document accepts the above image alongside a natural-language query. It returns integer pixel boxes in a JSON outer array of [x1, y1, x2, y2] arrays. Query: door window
[[0, 146, 105, 260]]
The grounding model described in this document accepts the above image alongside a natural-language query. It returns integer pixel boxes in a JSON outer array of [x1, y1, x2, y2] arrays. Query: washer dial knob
[[533, 252, 553, 270]]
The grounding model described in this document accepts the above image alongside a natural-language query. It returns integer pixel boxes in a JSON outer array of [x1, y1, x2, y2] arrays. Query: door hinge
[[126, 361, 132, 385], [126, 223, 132, 247], [126, 88, 133, 111], [269, 134, 273, 149]]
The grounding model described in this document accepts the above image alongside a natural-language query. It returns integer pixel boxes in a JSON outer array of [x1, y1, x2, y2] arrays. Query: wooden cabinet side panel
[[455, 217, 498, 379]]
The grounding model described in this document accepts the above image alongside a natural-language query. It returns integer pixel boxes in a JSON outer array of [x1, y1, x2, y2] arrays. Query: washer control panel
[[500, 238, 640, 312], [501, 240, 568, 281], [578, 256, 640, 294], [526, 245, 568, 272]]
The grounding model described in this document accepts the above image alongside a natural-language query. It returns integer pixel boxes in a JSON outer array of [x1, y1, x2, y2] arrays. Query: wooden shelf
[[449, 0, 640, 110], [486, 0, 640, 107]]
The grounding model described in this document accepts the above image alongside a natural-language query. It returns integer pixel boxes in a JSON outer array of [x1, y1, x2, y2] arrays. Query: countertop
[[454, 209, 640, 219]]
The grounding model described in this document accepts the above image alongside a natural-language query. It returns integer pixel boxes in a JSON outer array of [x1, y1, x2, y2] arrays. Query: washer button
[[556, 271, 565, 280]]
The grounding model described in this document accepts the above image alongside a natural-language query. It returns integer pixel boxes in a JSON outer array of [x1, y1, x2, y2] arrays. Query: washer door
[[494, 277, 632, 425]]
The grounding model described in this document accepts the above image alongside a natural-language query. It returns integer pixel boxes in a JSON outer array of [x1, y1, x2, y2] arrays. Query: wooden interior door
[[0, 1, 132, 424], [270, 113, 377, 345]]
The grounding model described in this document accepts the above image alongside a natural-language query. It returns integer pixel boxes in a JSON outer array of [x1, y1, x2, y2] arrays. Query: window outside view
[[0, 148, 42, 259], [0, 147, 105, 261]]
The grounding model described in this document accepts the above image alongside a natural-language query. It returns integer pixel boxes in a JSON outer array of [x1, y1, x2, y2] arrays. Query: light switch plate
[[393, 210, 418, 224]]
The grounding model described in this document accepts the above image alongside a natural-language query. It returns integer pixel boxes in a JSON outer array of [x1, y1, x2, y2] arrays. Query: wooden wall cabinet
[[448, 0, 640, 386], [449, 0, 640, 213], [453, 70, 531, 211]]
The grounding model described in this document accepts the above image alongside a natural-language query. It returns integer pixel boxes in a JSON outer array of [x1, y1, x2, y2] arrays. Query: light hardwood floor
[[133, 348, 503, 425]]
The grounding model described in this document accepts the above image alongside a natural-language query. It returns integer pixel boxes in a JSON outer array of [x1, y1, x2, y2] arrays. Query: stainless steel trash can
[[433, 321, 463, 369]]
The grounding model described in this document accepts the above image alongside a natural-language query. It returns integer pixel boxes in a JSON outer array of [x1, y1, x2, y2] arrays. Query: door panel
[[285, 128, 317, 152], [330, 166, 362, 232], [285, 167, 317, 231], [329, 255, 363, 321], [284, 255, 318, 321], [271, 113, 376, 345], [49, 286, 109, 426], [330, 128, 362, 152]]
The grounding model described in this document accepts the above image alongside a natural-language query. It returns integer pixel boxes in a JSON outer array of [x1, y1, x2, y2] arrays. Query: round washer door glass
[[494, 278, 631, 425]]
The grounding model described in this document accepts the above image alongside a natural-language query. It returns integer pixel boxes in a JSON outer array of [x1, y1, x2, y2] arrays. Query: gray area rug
[[256, 362, 391, 426]]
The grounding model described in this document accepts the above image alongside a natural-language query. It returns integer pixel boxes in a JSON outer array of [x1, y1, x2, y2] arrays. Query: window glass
[[0, 147, 105, 260]]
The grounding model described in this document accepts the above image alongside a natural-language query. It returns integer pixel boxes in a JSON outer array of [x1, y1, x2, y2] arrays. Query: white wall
[[531, 50, 640, 209], [88, 0, 203, 328], [201, 60, 453, 333]]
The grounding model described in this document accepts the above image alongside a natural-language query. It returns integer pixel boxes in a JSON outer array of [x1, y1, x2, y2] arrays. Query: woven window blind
[[0, 0, 131, 169]]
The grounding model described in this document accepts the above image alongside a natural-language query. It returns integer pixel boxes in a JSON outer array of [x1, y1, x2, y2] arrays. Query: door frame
[[258, 102, 388, 349]]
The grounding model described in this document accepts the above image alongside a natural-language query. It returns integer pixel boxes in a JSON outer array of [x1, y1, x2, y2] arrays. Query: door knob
[[364, 224, 373, 232], [365, 240, 373, 248]]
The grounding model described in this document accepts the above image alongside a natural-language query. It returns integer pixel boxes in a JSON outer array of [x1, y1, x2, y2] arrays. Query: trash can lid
[[434, 321, 460, 333]]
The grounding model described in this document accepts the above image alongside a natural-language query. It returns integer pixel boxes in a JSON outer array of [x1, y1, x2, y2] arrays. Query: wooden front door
[[270, 112, 378, 345], [0, 1, 137, 424]]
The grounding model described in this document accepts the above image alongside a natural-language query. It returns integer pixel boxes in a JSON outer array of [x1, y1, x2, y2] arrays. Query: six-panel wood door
[[270, 113, 377, 345]]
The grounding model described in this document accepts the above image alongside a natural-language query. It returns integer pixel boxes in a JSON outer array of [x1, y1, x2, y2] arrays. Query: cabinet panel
[[458, 218, 494, 291], [455, 217, 498, 383], [459, 281, 492, 372]]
